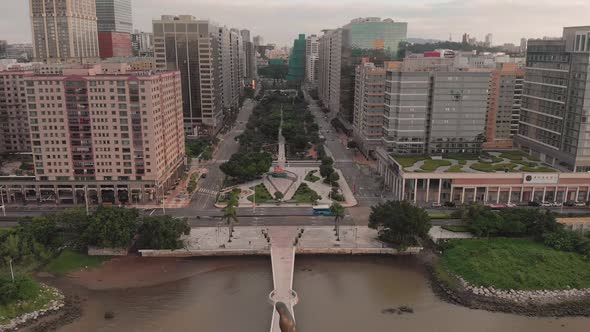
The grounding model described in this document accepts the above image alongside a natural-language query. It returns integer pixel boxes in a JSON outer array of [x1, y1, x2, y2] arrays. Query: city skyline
[[3, 0, 590, 47]]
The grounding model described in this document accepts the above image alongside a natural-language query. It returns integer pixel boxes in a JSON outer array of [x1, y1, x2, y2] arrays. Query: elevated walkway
[[268, 227, 299, 332]]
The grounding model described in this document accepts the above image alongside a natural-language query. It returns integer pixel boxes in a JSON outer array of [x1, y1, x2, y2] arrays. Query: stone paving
[[428, 226, 474, 243]]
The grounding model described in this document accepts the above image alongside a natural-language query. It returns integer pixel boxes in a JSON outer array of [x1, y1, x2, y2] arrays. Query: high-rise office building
[[483, 63, 525, 149], [0, 68, 33, 153], [287, 34, 306, 83], [240, 30, 251, 43], [153, 15, 244, 136], [520, 38, 528, 53], [29, 0, 100, 63], [96, 0, 133, 58], [253, 35, 264, 46], [131, 31, 154, 57], [515, 26, 590, 172], [485, 33, 493, 47], [153, 15, 222, 135], [319, 18, 407, 125], [0, 40, 7, 58], [22, 63, 185, 204], [305, 35, 319, 84]]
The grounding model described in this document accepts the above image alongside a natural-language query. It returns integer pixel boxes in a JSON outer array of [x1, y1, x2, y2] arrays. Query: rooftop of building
[[391, 151, 556, 174]]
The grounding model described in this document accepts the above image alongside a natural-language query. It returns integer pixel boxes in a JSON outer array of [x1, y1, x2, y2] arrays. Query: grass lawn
[[394, 155, 428, 168], [421, 159, 452, 171], [446, 165, 465, 173], [44, 250, 110, 275], [443, 153, 480, 161], [247, 183, 273, 203], [441, 225, 470, 232], [0, 279, 61, 325], [470, 163, 495, 172], [305, 170, 320, 183], [293, 183, 321, 203], [499, 151, 531, 161], [441, 238, 590, 290], [470, 163, 518, 172]]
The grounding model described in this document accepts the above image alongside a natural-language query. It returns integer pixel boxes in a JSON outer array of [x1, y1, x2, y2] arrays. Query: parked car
[[541, 201, 552, 207], [506, 203, 517, 208], [431, 202, 442, 208], [552, 202, 563, 207], [528, 201, 541, 207], [575, 201, 587, 207]]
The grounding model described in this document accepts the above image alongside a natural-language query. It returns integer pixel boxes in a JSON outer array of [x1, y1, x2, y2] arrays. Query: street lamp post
[[0, 185, 5, 217]]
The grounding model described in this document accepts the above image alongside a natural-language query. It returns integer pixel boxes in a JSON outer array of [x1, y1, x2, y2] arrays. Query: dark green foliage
[[319, 164, 334, 178], [83, 206, 139, 249], [186, 139, 211, 159], [258, 64, 288, 79], [136, 216, 190, 250], [0, 276, 40, 305], [220, 152, 272, 183], [321, 157, 334, 166], [368, 201, 431, 248], [543, 230, 590, 257]]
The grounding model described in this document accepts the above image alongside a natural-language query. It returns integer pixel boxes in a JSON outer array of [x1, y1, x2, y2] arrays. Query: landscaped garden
[[392, 151, 555, 173], [292, 183, 321, 203], [247, 183, 274, 203]]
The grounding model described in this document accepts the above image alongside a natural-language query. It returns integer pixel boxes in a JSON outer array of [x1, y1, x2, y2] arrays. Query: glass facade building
[[287, 34, 306, 83], [96, 0, 133, 34], [345, 18, 408, 58]]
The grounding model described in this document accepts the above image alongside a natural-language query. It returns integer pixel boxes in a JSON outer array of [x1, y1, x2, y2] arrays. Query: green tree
[[83, 206, 139, 248], [451, 202, 487, 223], [330, 202, 345, 241], [220, 152, 272, 183], [327, 171, 340, 184], [275, 191, 284, 201], [368, 201, 431, 248], [319, 164, 334, 178], [470, 210, 504, 238], [136, 216, 190, 250]]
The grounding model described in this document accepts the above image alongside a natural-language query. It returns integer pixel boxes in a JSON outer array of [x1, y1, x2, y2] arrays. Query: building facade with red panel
[[98, 32, 133, 59]]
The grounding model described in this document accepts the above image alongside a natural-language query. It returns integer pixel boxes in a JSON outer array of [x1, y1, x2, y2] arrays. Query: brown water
[[51, 256, 589, 332]]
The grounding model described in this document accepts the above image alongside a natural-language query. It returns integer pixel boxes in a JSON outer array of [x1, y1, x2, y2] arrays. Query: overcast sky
[[2, 0, 590, 47]]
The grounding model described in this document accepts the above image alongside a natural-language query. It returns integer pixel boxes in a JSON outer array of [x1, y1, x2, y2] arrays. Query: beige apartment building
[[0, 63, 186, 205], [0, 69, 33, 153], [352, 59, 388, 157], [29, 0, 100, 63]]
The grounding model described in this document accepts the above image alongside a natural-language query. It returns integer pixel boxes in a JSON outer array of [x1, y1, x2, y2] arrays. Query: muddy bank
[[68, 256, 261, 290]]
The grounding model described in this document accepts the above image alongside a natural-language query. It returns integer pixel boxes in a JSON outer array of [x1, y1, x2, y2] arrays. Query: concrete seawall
[[139, 247, 422, 258]]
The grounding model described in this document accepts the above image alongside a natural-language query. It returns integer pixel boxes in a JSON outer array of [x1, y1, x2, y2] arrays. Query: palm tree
[[330, 202, 345, 241], [223, 192, 239, 242]]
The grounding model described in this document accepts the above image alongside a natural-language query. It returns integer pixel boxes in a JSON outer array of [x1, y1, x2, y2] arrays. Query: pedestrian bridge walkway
[[138, 225, 422, 331], [268, 227, 299, 332]]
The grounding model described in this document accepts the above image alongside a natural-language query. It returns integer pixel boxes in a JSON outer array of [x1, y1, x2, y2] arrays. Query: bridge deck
[[268, 226, 298, 332]]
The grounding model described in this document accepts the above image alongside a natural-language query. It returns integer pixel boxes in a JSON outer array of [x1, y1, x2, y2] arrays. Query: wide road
[[303, 89, 388, 209], [189, 98, 257, 210]]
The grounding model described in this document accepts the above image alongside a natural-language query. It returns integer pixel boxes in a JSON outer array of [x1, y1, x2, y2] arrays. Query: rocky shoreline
[[0, 284, 66, 332], [428, 264, 590, 317]]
